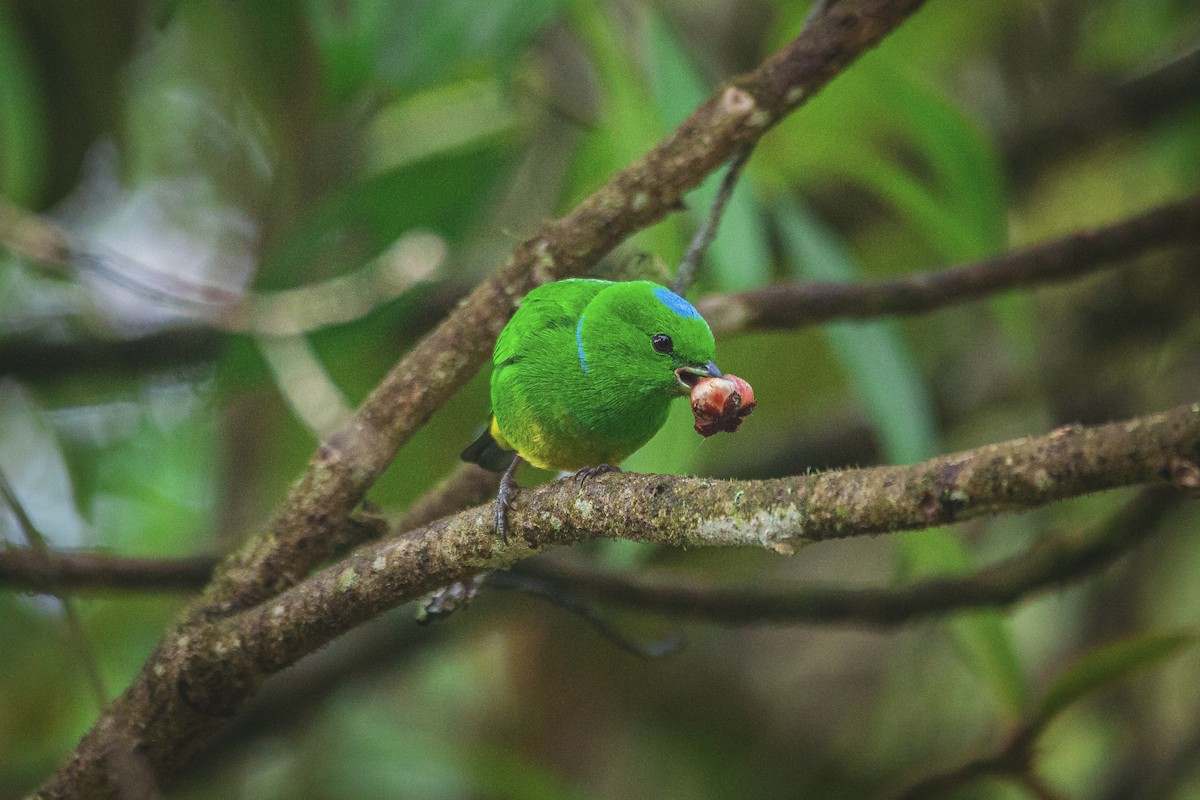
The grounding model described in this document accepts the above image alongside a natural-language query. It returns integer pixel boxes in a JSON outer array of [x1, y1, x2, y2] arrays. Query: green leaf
[[377, 0, 568, 92], [1037, 632, 1197, 727], [562, 1, 682, 262], [365, 78, 519, 176], [304, 0, 394, 103], [0, 6, 47, 204], [471, 750, 590, 800], [776, 201, 1028, 715], [260, 143, 511, 287], [643, 12, 771, 291], [775, 203, 935, 463], [760, 49, 1006, 263]]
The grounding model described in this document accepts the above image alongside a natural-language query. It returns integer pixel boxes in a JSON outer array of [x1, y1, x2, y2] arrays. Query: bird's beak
[[675, 360, 723, 392]]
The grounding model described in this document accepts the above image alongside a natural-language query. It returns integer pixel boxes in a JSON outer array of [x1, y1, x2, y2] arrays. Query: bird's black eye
[[651, 334, 673, 354]]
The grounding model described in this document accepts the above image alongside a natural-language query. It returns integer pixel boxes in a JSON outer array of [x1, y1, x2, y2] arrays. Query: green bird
[[461, 278, 723, 541]]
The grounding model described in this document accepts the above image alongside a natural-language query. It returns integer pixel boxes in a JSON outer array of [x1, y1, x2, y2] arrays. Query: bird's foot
[[495, 455, 523, 544], [574, 464, 621, 486]]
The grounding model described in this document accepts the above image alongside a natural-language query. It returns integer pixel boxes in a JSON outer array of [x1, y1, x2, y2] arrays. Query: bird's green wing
[[493, 278, 611, 367]]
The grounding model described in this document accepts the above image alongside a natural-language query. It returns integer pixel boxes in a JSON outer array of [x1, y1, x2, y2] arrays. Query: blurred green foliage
[[2, 0, 1200, 798]]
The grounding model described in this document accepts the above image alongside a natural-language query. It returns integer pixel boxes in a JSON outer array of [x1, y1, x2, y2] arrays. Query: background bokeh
[[2, 0, 1199, 797]]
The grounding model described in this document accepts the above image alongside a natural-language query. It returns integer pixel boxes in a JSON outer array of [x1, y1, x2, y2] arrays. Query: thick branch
[[697, 193, 1200, 336], [212, 403, 1198, 683], [514, 486, 1173, 626], [2, 484, 1170, 630], [46, 402, 1192, 797]]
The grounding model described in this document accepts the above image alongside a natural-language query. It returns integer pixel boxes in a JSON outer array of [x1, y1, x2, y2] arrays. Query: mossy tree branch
[[41, 402, 1193, 794], [512, 485, 1177, 627], [207, 404, 1200, 684], [0, 485, 1174, 632]]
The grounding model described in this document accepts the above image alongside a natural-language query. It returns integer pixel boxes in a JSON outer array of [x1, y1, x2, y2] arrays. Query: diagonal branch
[[697, 192, 1200, 336]]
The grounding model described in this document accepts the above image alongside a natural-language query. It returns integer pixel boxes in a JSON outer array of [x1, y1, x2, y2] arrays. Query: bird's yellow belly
[[510, 423, 629, 472], [495, 410, 653, 472]]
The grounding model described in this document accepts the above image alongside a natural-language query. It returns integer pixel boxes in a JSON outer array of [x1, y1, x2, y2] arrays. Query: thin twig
[[0, 470, 108, 710], [697, 192, 1200, 336], [488, 572, 684, 658], [670, 144, 755, 296]]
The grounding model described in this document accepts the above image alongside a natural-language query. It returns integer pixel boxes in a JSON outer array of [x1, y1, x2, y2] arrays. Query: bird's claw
[[495, 455, 523, 544], [574, 464, 621, 486], [494, 491, 515, 544]]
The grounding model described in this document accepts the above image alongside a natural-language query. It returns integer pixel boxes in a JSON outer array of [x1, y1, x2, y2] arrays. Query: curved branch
[[212, 403, 1198, 685], [513, 487, 1173, 626], [53, 402, 1193, 794], [697, 193, 1200, 336]]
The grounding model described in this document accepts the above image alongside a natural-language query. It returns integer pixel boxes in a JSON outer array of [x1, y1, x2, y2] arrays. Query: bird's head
[[580, 281, 720, 397]]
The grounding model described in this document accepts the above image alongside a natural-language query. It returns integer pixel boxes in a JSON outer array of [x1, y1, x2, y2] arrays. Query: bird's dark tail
[[461, 421, 517, 473]]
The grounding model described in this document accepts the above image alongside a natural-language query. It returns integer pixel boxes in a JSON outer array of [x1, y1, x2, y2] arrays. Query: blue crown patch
[[653, 286, 702, 320]]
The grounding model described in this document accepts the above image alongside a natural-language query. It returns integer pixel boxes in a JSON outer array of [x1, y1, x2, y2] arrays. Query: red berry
[[689, 374, 756, 437]]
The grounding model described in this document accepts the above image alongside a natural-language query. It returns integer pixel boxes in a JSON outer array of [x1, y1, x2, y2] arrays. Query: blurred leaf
[[644, 11, 771, 291], [1079, 0, 1200, 71], [261, 143, 511, 287], [563, 1, 682, 261], [777, 201, 1028, 715], [378, 0, 568, 92], [0, 6, 47, 204], [1036, 632, 1196, 728], [304, 0, 394, 104], [868, 61, 1007, 258], [472, 750, 590, 800], [121, 5, 277, 207], [0, 381, 87, 549], [775, 203, 935, 462], [366, 78, 520, 176], [760, 47, 1006, 263]]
